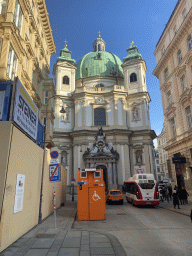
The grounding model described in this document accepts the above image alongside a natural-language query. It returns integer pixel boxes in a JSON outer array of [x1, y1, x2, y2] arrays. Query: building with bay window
[[53, 34, 156, 191], [153, 0, 192, 191]]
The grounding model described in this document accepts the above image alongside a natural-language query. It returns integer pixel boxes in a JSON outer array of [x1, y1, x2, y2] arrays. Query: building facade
[[53, 35, 156, 191], [154, 149, 161, 181], [157, 123, 169, 180], [0, 0, 56, 146], [153, 0, 192, 191]]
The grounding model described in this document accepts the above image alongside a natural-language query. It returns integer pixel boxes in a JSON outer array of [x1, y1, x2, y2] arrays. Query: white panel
[[108, 101, 114, 125], [78, 146, 80, 169], [78, 102, 82, 127], [86, 102, 92, 126], [121, 145, 125, 182], [118, 100, 123, 125]]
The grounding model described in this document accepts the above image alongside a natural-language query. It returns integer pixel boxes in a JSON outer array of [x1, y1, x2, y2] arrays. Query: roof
[[123, 41, 143, 62], [75, 51, 124, 80]]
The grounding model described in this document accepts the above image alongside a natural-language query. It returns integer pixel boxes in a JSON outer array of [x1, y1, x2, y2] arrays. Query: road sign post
[[49, 164, 60, 229]]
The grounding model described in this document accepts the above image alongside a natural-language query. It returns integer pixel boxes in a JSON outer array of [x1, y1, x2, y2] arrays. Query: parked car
[[106, 190, 124, 205]]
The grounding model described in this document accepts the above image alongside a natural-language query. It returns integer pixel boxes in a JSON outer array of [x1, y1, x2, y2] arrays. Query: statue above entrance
[[83, 128, 119, 160]]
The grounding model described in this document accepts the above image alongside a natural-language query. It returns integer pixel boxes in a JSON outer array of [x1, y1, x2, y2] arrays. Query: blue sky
[[46, 0, 178, 145]]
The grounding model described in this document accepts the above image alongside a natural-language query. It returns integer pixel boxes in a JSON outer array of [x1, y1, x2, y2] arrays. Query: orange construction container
[[77, 168, 106, 221]]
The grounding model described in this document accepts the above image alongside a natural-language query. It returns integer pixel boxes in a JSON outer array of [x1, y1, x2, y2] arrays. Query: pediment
[[175, 65, 186, 77]]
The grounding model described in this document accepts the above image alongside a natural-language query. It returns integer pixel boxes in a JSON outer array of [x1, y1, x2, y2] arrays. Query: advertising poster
[[14, 174, 25, 214], [13, 78, 39, 140]]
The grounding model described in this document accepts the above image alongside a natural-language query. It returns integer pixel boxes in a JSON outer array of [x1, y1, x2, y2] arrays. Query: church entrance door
[[96, 165, 108, 191]]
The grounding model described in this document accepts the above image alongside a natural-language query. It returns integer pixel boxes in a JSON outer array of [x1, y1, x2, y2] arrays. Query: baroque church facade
[[53, 34, 156, 190]]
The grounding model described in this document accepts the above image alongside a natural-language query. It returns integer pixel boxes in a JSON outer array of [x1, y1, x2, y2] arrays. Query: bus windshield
[[139, 183, 155, 189]]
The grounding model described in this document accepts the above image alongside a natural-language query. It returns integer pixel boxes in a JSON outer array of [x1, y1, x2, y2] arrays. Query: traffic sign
[[49, 164, 60, 182], [50, 151, 59, 159], [50, 159, 59, 164], [71, 178, 76, 184]]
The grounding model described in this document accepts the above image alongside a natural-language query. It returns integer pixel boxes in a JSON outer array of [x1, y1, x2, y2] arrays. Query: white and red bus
[[124, 174, 159, 206]]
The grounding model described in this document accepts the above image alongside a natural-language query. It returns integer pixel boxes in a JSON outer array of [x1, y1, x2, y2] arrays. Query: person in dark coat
[[190, 209, 192, 223], [172, 189, 180, 209], [168, 185, 172, 200], [177, 187, 183, 205], [182, 187, 189, 205]]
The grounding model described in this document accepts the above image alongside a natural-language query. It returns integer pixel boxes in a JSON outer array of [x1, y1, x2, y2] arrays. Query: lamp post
[[38, 95, 66, 224]]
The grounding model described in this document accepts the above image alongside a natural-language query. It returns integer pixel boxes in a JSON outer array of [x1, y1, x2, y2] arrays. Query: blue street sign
[[50, 151, 59, 159], [49, 164, 60, 182]]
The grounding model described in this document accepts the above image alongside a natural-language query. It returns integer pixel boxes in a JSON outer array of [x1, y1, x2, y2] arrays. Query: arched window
[[98, 44, 101, 51], [94, 108, 106, 126], [95, 83, 104, 88], [63, 76, 69, 85], [130, 73, 137, 83]]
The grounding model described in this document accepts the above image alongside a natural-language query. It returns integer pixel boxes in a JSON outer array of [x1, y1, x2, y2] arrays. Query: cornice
[[153, 8, 192, 76], [36, 0, 56, 54], [164, 104, 176, 119]]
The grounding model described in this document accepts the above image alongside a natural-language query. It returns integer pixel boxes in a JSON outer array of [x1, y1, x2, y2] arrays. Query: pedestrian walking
[[172, 189, 180, 209], [181, 187, 189, 205], [158, 186, 163, 202], [168, 185, 172, 200], [177, 187, 183, 205]]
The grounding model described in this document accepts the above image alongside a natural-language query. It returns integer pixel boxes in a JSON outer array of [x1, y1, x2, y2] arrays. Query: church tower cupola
[[93, 31, 106, 52], [57, 40, 76, 65], [123, 41, 143, 63]]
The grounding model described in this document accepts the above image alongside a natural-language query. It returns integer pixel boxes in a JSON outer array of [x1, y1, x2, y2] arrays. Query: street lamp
[[38, 95, 65, 224]]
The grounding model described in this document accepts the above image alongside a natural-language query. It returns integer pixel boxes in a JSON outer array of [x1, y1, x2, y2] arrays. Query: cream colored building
[[153, 0, 192, 191], [0, 0, 56, 146], [157, 124, 169, 180], [0, 0, 67, 252], [53, 35, 156, 191]]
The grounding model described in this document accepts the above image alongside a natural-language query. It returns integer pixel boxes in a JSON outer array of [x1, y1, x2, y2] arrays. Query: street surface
[[74, 200, 192, 256]]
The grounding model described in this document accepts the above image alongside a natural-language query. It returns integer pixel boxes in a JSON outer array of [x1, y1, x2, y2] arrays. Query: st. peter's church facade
[[52, 34, 156, 190]]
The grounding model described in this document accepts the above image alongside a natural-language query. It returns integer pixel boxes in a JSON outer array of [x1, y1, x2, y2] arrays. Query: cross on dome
[[64, 39, 68, 48], [98, 31, 101, 38]]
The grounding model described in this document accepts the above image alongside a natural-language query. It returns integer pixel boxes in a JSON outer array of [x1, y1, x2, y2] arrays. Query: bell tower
[[122, 41, 151, 130]]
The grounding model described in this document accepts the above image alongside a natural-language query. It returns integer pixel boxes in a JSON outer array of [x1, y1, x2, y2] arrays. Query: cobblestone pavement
[[0, 199, 126, 256]]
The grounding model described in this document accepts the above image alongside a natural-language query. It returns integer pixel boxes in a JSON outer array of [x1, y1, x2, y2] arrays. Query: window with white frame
[[0, 0, 7, 14], [7, 45, 18, 80], [164, 67, 168, 81], [180, 75, 187, 92], [14, 0, 23, 33], [170, 118, 176, 137], [185, 106, 192, 129], [44, 90, 48, 105], [177, 50, 182, 64], [187, 35, 192, 50], [167, 90, 172, 106]]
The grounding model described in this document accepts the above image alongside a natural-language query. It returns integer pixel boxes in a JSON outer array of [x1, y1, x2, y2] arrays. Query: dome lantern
[[93, 31, 106, 52]]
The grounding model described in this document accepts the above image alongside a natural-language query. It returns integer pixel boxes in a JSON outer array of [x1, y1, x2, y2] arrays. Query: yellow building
[[0, 0, 67, 252], [153, 0, 192, 191], [0, 0, 56, 146]]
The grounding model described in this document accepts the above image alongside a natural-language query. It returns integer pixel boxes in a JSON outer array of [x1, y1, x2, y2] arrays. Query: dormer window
[[130, 73, 137, 83], [95, 83, 104, 88], [63, 76, 69, 85]]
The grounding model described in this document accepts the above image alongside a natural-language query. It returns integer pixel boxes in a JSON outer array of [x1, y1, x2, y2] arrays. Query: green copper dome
[[75, 51, 124, 80]]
